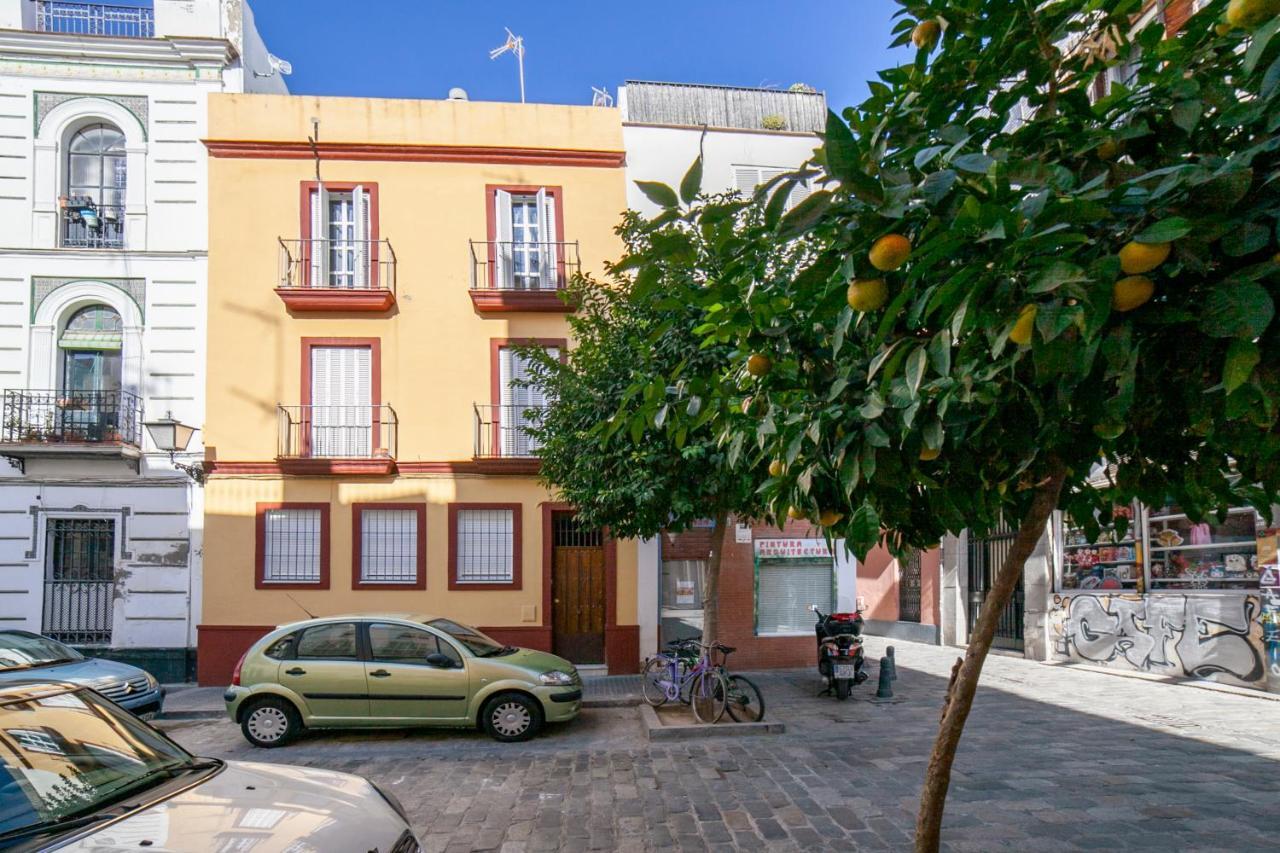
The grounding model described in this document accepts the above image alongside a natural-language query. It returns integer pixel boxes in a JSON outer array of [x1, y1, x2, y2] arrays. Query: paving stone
[[163, 638, 1280, 852]]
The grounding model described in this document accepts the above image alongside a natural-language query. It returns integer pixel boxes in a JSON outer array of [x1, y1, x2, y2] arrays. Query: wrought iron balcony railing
[[277, 404, 398, 460], [1, 389, 142, 446], [36, 1, 155, 38], [474, 403, 548, 459], [469, 240, 580, 292], [62, 203, 125, 249], [279, 238, 396, 292]]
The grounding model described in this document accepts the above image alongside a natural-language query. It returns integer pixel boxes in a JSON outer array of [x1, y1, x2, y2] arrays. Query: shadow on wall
[[1049, 593, 1266, 689]]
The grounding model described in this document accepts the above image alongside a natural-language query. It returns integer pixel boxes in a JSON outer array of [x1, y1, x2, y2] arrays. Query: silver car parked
[[0, 681, 419, 852]]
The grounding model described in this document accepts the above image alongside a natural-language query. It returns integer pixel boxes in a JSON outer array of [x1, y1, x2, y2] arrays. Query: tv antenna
[[489, 28, 526, 103]]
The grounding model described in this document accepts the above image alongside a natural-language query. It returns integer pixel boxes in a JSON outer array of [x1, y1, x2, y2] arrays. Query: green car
[[223, 615, 582, 746]]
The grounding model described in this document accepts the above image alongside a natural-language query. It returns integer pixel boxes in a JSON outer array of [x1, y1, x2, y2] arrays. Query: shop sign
[[675, 580, 697, 605], [735, 524, 753, 544], [755, 538, 831, 559]]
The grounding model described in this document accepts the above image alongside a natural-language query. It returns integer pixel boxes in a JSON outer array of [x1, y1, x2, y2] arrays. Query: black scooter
[[813, 606, 867, 700]]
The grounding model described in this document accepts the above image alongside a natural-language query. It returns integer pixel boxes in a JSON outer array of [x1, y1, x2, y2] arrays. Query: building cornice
[[203, 139, 627, 169], [0, 29, 236, 70], [0, 248, 206, 259]]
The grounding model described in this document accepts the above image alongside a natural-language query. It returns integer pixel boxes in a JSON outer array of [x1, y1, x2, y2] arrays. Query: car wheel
[[240, 697, 301, 748], [481, 692, 543, 742]]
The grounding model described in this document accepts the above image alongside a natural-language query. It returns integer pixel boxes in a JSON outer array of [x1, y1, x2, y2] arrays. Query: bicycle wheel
[[642, 656, 671, 707], [690, 670, 728, 724], [724, 674, 765, 723]]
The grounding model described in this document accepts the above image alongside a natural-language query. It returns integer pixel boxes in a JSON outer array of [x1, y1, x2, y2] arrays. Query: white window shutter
[[494, 189, 513, 288], [733, 167, 760, 195], [352, 185, 368, 289], [311, 346, 371, 457], [788, 180, 811, 209], [310, 186, 329, 287], [537, 188, 558, 290]]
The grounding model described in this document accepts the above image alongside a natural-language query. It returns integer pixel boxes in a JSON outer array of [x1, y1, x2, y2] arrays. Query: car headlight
[[145, 673, 159, 690], [539, 671, 575, 686]]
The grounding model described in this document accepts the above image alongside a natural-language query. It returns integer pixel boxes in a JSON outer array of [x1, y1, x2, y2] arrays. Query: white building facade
[[617, 80, 825, 657], [0, 0, 284, 680]]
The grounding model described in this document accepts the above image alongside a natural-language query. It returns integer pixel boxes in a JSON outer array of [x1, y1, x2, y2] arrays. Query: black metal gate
[[967, 525, 1023, 650], [43, 519, 115, 646], [899, 550, 922, 622]]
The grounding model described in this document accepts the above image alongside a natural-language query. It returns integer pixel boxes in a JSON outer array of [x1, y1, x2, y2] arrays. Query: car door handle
[[284, 667, 306, 676], [369, 669, 391, 678]]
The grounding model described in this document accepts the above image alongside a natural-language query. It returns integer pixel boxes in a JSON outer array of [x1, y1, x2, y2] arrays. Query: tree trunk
[[701, 510, 730, 646], [914, 458, 1067, 852]]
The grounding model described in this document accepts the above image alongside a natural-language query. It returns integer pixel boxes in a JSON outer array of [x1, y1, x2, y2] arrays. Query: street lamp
[[143, 411, 205, 484]]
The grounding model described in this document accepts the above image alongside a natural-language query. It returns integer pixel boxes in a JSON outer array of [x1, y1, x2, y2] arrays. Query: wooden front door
[[551, 512, 606, 664]]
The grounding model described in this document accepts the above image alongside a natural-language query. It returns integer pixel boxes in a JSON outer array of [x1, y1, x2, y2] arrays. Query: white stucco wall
[[621, 123, 820, 217], [0, 0, 276, 654]]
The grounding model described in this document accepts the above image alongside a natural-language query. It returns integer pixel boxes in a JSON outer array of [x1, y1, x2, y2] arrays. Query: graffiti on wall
[[1049, 594, 1265, 687]]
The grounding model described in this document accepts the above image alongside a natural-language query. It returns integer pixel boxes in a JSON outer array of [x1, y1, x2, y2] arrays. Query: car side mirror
[[425, 652, 455, 669]]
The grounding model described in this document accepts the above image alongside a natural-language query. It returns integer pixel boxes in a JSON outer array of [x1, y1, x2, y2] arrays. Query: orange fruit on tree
[[1096, 138, 1122, 160], [1227, 0, 1280, 29], [1112, 276, 1154, 312], [818, 509, 844, 527], [1009, 304, 1037, 346], [847, 277, 888, 312], [869, 234, 911, 271], [1118, 240, 1171, 274], [768, 459, 784, 478], [919, 447, 942, 461], [911, 19, 941, 50], [746, 354, 772, 377], [787, 506, 807, 521]]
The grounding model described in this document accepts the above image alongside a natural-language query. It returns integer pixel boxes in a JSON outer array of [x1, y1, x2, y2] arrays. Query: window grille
[[552, 514, 602, 548], [262, 509, 322, 583], [360, 509, 418, 583], [43, 518, 114, 645], [456, 509, 515, 583]]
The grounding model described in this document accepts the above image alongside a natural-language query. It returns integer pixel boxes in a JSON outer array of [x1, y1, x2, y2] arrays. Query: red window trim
[[351, 502, 427, 590], [482, 184, 565, 290], [255, 502, 331, 590], [297, 180, 381, 288], [447, 502, 523, 590], [486, 338, 566, 459]]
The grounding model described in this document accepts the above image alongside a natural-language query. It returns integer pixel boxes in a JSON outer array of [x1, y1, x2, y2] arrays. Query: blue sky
[[248, 1, 909, 112]]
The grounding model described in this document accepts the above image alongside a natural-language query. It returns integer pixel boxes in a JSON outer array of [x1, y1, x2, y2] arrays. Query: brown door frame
[[542, 503, 616, 662]]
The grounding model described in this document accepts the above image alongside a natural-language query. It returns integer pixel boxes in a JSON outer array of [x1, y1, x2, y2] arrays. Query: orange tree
[[656, 0, 1280, 849], [523, 174, 817, 645]]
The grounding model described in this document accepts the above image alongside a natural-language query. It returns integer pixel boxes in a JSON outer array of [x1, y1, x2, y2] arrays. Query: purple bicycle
[[641, 638, 727, 723]]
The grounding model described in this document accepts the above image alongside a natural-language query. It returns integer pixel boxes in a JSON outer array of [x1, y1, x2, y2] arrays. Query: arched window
[[64, 123, 126, 248], [60, 304, 123, 393]]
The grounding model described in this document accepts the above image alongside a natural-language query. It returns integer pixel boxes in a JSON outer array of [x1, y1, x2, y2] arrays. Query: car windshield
[[0, 687, 199, 841], [425, 619, 506, 656], [0, 633, 82, 670]]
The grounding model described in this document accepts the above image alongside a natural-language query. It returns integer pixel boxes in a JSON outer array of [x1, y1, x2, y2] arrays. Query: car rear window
[[262, 633, 295, 660], [294, 623, 357, 659]]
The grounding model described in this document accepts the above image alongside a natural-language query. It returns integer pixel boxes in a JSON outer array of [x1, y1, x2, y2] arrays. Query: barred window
[[456, 508, 514, 583], [360, 509, 418, 583], [262, 508, 322, 583]]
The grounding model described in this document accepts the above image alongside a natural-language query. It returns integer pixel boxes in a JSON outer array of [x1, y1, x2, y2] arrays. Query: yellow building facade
[[198, 93, 636, 683]]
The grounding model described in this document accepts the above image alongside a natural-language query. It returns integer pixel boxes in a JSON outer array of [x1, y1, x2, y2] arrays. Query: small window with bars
[[259, 505, 326, 585], [451, 505, 520, 586], [356, 505, 423, 587]]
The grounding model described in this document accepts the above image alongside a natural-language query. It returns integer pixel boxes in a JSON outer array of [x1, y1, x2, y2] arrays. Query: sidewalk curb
[[639, 702, 785, 740]]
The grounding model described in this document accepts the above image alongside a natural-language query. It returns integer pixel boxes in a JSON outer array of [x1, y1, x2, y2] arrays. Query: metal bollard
[[886, 645, 897, 680], [875, 656, 894, 699]]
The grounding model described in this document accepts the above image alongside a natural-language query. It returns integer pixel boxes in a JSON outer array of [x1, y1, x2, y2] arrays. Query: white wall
[[0, 0, 277, 654], [622, 124, 820, 217]]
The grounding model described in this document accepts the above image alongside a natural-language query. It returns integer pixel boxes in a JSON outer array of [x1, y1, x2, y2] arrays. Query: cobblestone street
[[164, 639, 1280, 852]]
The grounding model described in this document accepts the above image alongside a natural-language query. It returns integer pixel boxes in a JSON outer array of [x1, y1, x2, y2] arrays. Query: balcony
[[61, 200, 124, 249], [474, 404, 545, 472], [36, 2, 155, 38], [1, 390, 142, 469], [276, 404, 398, 475], [468, 240, 580, 313], [277, 238, 397, 312]]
